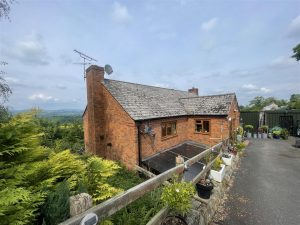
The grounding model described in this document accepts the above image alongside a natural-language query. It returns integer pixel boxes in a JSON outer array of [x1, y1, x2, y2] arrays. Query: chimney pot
[[188, 87, 199, 96]]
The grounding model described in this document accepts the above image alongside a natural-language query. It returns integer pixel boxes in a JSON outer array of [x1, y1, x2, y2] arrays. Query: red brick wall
[[83, 65, 138, 169], [140, 116, 231, 159], [140, 117, 189, 159], [102, 86, 138, 169]]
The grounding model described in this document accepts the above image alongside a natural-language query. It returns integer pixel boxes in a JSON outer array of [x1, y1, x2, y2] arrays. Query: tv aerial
[[73, 49, 97, 79]]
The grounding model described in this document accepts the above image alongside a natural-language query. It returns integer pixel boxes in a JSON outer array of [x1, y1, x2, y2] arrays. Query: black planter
[[196, 183, 213, 199], [161, 215, 188, 225]]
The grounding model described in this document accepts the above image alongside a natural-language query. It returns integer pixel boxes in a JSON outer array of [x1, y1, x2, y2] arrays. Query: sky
[[0, 0, 299, 110]]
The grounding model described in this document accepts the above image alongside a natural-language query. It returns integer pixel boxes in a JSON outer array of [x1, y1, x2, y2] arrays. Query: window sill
[[194, 132, 210, 135], [161, 134, 178, 141]]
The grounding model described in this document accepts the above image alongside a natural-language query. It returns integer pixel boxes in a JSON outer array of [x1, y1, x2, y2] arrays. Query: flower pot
[[253, 133, 257, 139], [222, 154, 233, 166], [196, 183, 213, 199], [247, 132, 252, 138], [210, 164, 226, 182], [262, 133, 268, 139], [258, 133, 262, 139], [237, 134, 242, 143]]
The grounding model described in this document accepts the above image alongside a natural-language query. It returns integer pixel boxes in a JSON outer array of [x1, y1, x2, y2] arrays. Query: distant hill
[[11, 109, 84, 122]]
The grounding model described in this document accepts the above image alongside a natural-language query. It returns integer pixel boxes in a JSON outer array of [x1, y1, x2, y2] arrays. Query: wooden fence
[[59, 139, 228, 225]]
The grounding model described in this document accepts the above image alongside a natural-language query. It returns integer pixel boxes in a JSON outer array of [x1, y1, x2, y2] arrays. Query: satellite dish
[[104, 64, 113, 75]]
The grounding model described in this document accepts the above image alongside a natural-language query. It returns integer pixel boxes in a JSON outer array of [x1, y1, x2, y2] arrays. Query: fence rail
[[59, 139, 228, 225]]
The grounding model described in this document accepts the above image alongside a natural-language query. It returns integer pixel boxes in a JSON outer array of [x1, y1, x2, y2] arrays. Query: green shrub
[[85, 157, 122, 203], [161, 179, 195, 215], [271, 126, 282, 133], [237, 126, 244, 136], [236, 142, 246, 152], [280, 128, 289, 139], [244, 125, 254, 132], [41, 181, 70, 225], [202, 152, 214, 164], [212, 156, 223, 171], [261, 125, 268, 133], [110, 188, 162, 225]]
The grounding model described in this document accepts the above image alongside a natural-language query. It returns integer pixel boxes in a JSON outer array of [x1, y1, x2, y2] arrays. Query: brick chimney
[[85, 65, 106, 156], [188, 87, 199, 96]]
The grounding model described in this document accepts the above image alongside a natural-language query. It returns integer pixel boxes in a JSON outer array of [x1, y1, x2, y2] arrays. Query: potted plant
[[236, 142, 246, 156], [244, 125, 253, 138], [228, 144, 237, 156], [257, 127, 262, 139], [280, 128, 289, 140], [261, 125, 268, 139], [222, 152, 233, 166], [236, 126, 243, 143], [253, 133, 257, 139], [161, 177, 195, 217], [271, 126, 282, 139], [196, 178, 213, 199], [210, 157, 225, 182]]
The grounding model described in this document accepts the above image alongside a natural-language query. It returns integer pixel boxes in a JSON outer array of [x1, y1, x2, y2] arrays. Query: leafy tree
[[0, 111, 86, 224], [39, 118, 84, 153], [240, 95, 292, 111], [0, 0, 15, 20], [0, 76, 12, 122], [249, 96, 265, 111], [289, 94, 300, 109], [292, 43, 300, 61], [0, 111, 49, 225], [0, 74, 12, 102]]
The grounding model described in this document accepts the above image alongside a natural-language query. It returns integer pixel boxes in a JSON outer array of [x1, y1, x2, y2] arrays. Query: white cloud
[[3, 76, 19, 83], [4, 32, 50, 65], [269, 56, 297, 69], [242, 84, 271, 93], [201, 17, 218, 31], [56, 83, 67, 90], [155, 32, 177, 41], [29, 93, 59, 102], [112, 2, 132, 24], [287, 15, 300, 38]]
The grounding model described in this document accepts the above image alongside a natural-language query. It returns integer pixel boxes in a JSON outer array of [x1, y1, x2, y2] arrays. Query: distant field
[[12, 109, 84, 122]]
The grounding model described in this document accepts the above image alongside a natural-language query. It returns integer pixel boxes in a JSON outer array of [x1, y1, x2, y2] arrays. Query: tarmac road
[[214, 137, 300, 225]]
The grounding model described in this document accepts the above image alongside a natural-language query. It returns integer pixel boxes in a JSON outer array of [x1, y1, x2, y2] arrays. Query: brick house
[[83, 65, 240, 170]]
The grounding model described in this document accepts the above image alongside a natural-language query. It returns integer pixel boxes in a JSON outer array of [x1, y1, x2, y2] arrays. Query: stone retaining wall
[[185, 154, 240, 225]]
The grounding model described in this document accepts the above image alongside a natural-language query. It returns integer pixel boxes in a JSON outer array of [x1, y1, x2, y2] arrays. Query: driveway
[[212, 137, 300, 225]]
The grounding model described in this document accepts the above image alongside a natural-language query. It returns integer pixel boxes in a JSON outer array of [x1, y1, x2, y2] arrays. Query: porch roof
[[142, 141, 208, 181]]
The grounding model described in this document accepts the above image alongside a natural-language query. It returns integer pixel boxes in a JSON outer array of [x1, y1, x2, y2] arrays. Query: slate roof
[[103, 79, 236, 121], [179, 94, 235, 115]]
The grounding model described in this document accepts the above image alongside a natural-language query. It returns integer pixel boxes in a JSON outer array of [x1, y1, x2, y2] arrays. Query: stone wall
[[185, 154, 240, 225]]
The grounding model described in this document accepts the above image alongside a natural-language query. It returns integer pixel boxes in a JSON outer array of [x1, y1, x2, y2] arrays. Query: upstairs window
[[162, 121, 177, 138], [195, 120, 210, 134]]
